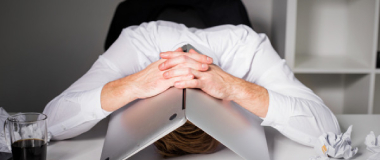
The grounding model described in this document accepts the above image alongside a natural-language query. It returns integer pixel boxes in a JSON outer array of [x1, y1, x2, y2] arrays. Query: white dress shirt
[[43, 21, 341, 147]]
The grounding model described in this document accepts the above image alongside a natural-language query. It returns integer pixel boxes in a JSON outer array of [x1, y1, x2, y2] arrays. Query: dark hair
[[153, 120, 220, 157]]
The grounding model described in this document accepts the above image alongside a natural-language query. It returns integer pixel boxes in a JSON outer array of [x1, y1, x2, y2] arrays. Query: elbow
[[283, 100, 341, 146], [292, 98, 341, 135]]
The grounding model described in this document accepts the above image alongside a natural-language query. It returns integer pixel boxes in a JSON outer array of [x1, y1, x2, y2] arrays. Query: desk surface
[[46, 115, 380, 160]]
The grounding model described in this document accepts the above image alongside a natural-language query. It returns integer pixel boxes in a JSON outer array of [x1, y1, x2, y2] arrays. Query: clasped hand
[[102, 48, 268, 117], [130, 47, 241, 101], [101, 48, 246, 112]]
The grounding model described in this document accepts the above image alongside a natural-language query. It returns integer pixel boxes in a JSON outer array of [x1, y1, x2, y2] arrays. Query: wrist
[[119, 75, 139, 100], [230, 79, 269, 118], [101, 77, 138, 112], [228, 78, 250, 101]]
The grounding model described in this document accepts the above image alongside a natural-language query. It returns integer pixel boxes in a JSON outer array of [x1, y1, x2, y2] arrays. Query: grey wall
[[0, 0, 274, 112], [242, 0, 273, 38], [0, 0, 123, 112]]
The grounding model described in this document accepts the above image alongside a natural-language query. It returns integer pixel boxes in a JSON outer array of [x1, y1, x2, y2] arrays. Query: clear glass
[[4, 112, 48, 160]]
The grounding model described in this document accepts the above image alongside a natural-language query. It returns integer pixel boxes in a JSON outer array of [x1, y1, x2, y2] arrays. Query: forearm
[[230, 78, 269, 118], [193, 23, 340, 146], [230, 78, 340, 146], [101, 76, 137, 112]]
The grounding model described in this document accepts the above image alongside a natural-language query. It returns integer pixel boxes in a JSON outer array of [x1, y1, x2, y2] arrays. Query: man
[[43, 21, 340, 149]]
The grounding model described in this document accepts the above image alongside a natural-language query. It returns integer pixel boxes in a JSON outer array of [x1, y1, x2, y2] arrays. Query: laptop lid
[[100, 87, 186, 160], [117, 88, 270, 160], [185, 88, 270, 160], [101, 44, 269, 160]]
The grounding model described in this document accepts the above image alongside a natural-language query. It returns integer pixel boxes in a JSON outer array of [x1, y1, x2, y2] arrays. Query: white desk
[[46, 115, 380, 160]]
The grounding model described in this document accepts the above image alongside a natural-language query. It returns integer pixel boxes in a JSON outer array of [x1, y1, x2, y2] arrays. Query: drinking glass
[[4, 113, 48, 160]]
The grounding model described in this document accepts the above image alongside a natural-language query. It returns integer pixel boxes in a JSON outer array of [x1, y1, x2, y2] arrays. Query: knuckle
[[180, 55, 187, 62], [203, 73, 210, 79], [182, 75, 190, 80], [201, 55, 207, 61], [188, 52, 195, 57], [187, 68, 192, 74], [192, 80, 198, 86], [178, 64, 185, 68], [173, 77, 180, 82]]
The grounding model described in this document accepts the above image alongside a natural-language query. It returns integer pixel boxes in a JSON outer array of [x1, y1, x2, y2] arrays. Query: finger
[[174, 79, 203, 89], [160, 50, 213, 64], [174, 47, 183, 52], [158, 48, 182, 59], [159, 55, 209, 71], [188, 49, 213, 64], [169, 74, 194, 85], [163, 67, 202, 79], [188, 49, 197, 54]]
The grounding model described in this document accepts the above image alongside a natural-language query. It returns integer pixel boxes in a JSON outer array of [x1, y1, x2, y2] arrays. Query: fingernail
[[161, 53, 168, 57], [202, 64, 207, 69], [207, 57, 212, 62], [159, 63, 164, 70], [164, 72, 168, 77]]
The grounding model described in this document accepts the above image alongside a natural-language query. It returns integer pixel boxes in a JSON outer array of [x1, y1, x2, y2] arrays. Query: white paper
[[314, 125, 358, 159], [0, 107, 11, 153], [365, 131, 380, 153]]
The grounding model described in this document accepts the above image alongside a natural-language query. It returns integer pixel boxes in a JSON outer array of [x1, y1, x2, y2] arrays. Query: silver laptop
[[100, 45, 270, 160], [100, 87, 186, 160]]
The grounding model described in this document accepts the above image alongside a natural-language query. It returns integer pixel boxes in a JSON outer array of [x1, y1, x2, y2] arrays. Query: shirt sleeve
[[247, 31, 341, 147], [202, 25, 341, 147], [256, 60, 341, 147], [43, 56, 120, 140], [43, 22, 162, 140]]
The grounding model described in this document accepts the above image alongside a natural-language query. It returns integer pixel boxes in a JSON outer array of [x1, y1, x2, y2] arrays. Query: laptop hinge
[[182, 89, 186, 110]]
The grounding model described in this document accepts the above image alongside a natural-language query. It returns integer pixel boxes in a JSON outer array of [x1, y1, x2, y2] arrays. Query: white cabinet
[[272, 0, 380, 114], [295, 74, 371, 114]]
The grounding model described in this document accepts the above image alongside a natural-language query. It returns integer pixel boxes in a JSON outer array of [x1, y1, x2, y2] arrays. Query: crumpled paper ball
[[365, 131, 380, 153], [314, 125, 358, 159], [0, 107, 11, 153]]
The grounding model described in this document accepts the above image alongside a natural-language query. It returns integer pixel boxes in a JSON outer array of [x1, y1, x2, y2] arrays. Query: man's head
[[154, 120, 220, 157]]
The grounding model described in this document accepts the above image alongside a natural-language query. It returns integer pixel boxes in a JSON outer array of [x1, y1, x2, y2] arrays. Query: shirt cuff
[[80, 86, 112, 119], [261, 90, 289, 127], [102, 108, 112, 115]]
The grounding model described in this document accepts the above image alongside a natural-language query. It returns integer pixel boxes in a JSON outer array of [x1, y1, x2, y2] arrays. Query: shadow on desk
[[44, 115, 380, 160], [51, 117, 110, 143], [47, 117, 110, 160], [265, 127, 276, 160]]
